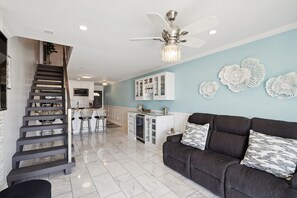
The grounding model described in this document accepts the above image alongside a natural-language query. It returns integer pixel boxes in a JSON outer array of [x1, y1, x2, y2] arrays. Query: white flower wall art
[[266, 72, 297, 99], [218, 58, 265, 92], [199, 81, 219, 98]]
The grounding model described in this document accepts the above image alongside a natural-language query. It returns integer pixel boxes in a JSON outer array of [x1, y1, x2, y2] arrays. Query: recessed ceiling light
[[209, 29, 217, 35], [43, 29, 54, 35], [102, 82, 108, 86], [81, 74, 92, 79], [79, 25, 88, 31]]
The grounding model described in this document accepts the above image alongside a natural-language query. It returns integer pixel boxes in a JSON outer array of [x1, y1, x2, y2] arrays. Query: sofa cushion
[[163, 141, 197, 163], [225, 164, 297, 198], [187, 113, 215, 149], [163, 141, 197, 178], [241, 130, 297, 179], [190, 150, 239, 196], [191, 150, 239, 181], [181, 123, 209, 150], [252, 117, 297, 139], [209, 115, 251, 159]]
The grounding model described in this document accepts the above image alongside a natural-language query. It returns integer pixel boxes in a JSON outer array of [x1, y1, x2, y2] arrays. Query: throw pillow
[[180, 122, 210, 150], [241, 130, 297, 179]]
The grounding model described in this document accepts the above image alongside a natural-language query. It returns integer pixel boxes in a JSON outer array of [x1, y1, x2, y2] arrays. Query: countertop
[[71, 108, 107, 110], [128, 111, 173, 117]]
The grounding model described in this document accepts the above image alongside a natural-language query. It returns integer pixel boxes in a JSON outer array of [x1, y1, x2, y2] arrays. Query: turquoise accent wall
[[105, 29, 297, 122]]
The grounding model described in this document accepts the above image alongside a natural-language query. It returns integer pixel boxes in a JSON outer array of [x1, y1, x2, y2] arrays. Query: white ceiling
[[1, 0, 297, 83]]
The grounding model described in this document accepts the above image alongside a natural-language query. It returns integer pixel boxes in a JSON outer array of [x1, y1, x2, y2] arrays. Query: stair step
[[27, 99, 64, 104], [36, 71, 63, 76], [17, 134, 67, 146], [13, 145, 67, 162], [32, 86, 63, 91], [7, 157, 75, 186], [20, 123, 67, 133], [37, 64, 63, 70], [26, 106, 64, 111], [33, 80, 63, 85], [23, 114, 66, 122], [30, 92, 63, 96], [35, 75, 63, 81]]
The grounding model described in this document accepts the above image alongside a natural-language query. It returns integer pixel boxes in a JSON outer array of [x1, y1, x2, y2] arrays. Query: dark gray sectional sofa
[[163, 113, 297, 198]]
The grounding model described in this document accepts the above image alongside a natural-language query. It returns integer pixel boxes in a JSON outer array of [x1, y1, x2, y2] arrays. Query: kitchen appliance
[[136, 114, 145, 143]]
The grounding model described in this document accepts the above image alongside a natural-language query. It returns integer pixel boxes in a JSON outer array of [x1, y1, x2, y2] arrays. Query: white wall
[[69, 80, 94, 108], [94, 84, 103, 91], [48, 43, 63, 66], [0, 8, 39, 189]]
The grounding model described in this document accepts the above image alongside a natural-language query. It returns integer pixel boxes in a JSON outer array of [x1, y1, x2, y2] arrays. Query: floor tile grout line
[[67, 129, 216, 198], [77, 131, 129, 198], [72, 135, 99, 198], [89, 132, 155, 198]]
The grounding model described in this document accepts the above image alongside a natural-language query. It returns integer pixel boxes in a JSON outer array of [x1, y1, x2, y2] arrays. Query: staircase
[[6, 64, 75, 186]]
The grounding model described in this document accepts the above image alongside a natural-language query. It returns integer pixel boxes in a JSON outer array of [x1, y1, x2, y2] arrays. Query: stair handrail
[[63, 46, 72, 163]]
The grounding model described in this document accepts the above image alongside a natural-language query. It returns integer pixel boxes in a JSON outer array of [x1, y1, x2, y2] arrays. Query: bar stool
[[79, 108, 93, 134], [94, 109, 107, 133]]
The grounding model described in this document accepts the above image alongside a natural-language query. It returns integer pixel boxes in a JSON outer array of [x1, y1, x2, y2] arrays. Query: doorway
[[93, 91, 103, 108]]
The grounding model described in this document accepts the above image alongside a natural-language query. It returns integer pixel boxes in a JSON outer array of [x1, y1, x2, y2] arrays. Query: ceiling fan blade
[[130, 37, 162, 41], [182, 16, 218, 36], [147, 13, 171, 31], [180, 37, 206, 48]]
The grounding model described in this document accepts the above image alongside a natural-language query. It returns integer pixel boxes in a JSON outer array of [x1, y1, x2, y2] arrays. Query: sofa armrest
[[166, 134, 183, 143], [290, 173, 297, 189]]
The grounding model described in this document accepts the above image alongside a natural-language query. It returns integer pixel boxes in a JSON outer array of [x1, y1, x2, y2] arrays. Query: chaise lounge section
[[163, 113, 297, 198]]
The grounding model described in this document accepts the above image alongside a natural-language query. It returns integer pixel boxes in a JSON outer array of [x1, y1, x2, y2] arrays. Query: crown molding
[[115, 22, 297, 84]]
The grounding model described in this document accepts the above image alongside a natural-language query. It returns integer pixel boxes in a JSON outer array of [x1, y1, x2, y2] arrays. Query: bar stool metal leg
[[102, 117, 106, 132], [80, 119, 83, 134], [88, 119, 91, 133], [95, 119, 98, 133]]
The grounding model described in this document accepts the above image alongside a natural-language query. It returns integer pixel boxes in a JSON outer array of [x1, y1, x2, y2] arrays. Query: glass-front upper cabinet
[[135, 79, 144, 100], [160, 74, 165, 96], [135, 72, 174, 100], [135, 81, 139, 98], [143, 77, 153, 100], [154, 76, 159, 97], [153, 72, 175, 100], [139, 80, 143, 97]]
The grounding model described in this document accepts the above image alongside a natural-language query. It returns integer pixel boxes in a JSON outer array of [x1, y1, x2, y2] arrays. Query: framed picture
[[7, 55, 11, 90]]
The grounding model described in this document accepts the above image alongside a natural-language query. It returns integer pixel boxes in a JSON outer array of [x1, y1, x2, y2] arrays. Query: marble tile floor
[[28, 127, 219, 198]]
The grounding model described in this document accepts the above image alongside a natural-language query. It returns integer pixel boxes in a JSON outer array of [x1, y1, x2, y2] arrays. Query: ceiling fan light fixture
[[162, 43, 181, 63]]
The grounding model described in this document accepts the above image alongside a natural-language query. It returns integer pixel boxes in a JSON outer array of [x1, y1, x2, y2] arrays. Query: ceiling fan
[[130, 10, 218, 62]]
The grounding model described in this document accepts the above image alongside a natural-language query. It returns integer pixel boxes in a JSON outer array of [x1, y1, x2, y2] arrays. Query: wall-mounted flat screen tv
[[0, 31, 7, 111], [73, 88, 89, 96]]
